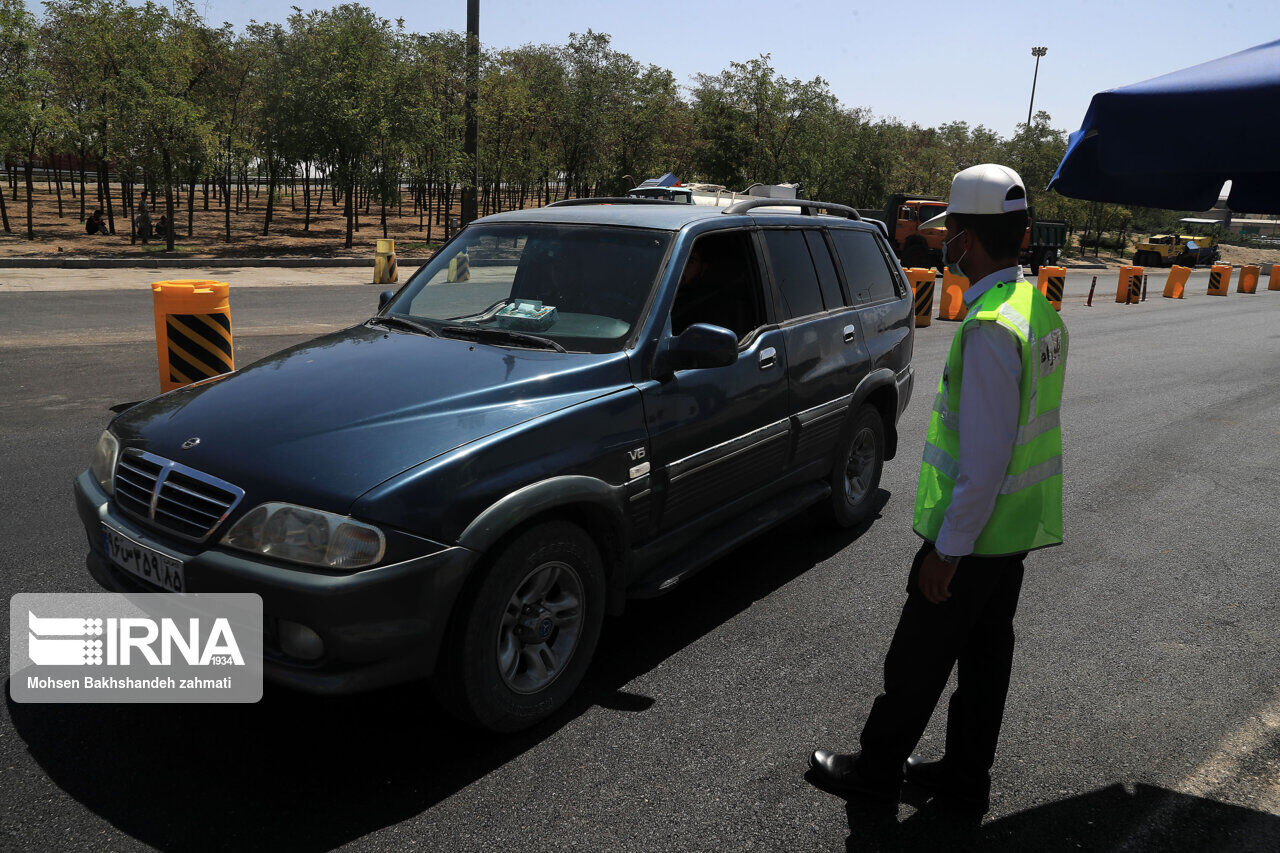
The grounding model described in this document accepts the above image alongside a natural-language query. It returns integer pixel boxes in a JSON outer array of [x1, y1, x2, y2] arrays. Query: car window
[[831, 229, 900, 306], [389, 223, 672, 353], [670, 230, 765, 343], [762, 230, 825, 320], [804, 230, 846, 309]]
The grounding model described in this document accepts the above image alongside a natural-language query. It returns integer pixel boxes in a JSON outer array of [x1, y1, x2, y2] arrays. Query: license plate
[[100, 524, 186, 593]]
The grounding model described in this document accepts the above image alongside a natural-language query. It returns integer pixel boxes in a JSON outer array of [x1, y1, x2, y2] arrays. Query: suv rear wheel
[[814, 405, 885, 528], [433, 520, 605, 732]]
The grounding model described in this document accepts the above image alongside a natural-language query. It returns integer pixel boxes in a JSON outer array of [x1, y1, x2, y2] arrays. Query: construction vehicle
[[1132, 234, 1219, 267], [855, 194, 949, 270], [1023, 218, 1068, 274]]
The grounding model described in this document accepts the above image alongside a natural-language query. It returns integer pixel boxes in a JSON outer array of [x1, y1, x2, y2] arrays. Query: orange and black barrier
[[1116, 265, 1143, 304], [1238, 264, 1260, 294], [1207, 263, 1232, 296], [448, 251, 471, 282], [1037, 265, 1066, 311], [1269, 264, 1280, 291], [152, 280, 234, 393], [374, 238, 398, 284], [1163, 265, 1190, 299], [937, 269, 968, 321], [906, 267, 934, 327]]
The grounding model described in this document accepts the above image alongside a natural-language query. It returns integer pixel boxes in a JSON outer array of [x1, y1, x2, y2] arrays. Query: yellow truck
[[1133, 234, 1219, 268]]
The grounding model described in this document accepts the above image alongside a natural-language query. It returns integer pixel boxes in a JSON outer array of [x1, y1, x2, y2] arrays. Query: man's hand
[[918, 549, 958, 604]]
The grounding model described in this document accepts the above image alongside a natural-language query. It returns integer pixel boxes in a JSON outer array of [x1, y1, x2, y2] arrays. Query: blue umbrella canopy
[[1048, 39, 1280, 213]]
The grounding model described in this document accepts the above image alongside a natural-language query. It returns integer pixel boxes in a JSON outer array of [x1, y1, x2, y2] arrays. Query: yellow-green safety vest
[[913, 279, 1068, 555]]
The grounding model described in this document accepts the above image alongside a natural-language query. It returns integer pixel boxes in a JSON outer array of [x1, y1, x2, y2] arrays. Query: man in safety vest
[[808, 164, 1068, 819]]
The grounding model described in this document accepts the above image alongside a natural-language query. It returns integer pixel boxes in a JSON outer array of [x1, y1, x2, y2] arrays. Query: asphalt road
[[1, 267, 1278, 852]]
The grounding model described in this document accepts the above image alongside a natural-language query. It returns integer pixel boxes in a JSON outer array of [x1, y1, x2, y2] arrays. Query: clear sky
[[201, 0, 1275, 136]]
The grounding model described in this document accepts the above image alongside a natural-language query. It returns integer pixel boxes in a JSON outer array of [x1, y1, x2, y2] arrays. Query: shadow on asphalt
[[7, 491, 890, 851], [842, 782, 1280, 852]]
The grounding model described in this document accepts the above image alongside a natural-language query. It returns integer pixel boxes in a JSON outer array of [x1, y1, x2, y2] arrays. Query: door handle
[[842, 324, 856, 343], [758, 347, 777, 370]]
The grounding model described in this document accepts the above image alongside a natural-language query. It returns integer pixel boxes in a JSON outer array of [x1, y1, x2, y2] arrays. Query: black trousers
[[856, 540, 1026, 786]]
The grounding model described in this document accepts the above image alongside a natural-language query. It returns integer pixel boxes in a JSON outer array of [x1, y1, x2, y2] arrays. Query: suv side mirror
[[378, 290, 394, 310], [658, 323, 738, 377]]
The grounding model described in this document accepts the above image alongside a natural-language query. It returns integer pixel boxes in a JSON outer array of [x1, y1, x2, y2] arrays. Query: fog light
[[278, 620, 324, 661]]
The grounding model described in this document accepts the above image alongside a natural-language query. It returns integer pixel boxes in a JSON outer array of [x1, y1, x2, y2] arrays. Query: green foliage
[[9, 1, 1150, 243]]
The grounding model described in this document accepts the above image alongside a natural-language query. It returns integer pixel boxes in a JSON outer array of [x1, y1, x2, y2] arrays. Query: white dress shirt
[[934, 265, 1024, 558]]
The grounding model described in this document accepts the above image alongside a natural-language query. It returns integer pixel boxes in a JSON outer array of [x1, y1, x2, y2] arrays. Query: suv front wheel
[[433, 520, 606, 732], [814, 405, 885, 528]]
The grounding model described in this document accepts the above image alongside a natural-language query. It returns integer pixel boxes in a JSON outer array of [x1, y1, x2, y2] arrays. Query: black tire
[[901, 239, 932, 271], [432, 520, 606, 732], [813, 405, 885, 528]]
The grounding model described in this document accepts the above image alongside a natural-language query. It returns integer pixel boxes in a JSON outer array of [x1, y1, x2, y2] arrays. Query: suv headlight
[[90, 430, 120, 495], [221, 503, 386, 570]]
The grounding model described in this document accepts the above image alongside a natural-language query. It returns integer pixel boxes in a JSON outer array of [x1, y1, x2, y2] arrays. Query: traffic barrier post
[[907, 267, 935, 327], [1163, 265, 1190, 299], [374, 238, 398, 284], [1038, 265, 1066, 311], [937, 269, 968, 322], [1238, 264, 1260, 294], [1207, 263, 1232, 296], [1141, 274, 1148, 302], [1116, 266, 1143, 304], [448, 251, 471, 282], [1269, 264, 1280, 291], [151, 280, 234, 393], [1086, 275, 1097, 307]]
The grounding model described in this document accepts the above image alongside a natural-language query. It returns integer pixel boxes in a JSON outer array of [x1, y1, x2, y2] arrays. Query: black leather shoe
[[903, 754, 990, 814], [807, 750, 900, 803]]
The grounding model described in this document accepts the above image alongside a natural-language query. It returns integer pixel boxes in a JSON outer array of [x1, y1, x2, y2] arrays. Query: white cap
[[920, 164, 1028, 229]]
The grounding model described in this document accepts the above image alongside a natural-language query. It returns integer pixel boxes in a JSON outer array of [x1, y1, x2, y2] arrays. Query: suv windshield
[[385, 223, 672, 353]]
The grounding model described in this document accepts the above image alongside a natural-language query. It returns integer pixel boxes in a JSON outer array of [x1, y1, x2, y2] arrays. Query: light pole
[[1026, 46, 1047, 130], [461, 0, 479, 226]]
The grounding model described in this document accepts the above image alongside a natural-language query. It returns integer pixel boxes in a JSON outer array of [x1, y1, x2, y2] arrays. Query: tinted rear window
[[762, 230, 824, 319], [831, 230, 900, 305]]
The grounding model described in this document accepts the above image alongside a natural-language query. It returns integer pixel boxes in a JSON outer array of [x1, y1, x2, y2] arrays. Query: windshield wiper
[[368, 315, 437, 337], [439, 324, 567, 352]]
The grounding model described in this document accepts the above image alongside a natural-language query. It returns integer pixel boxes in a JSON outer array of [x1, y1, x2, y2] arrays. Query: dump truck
[[855, 194, 949, 270], [856, 194, 1067, 273], [1023, 218, 1068, 273]]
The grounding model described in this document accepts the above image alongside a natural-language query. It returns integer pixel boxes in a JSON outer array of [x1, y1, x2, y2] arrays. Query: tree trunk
[[52, 152, 64, 217], [262, 158, 277, 236], [343, 175, 354, 248], [188, 172, 196, 237], [224, 165, 232, 243], [23, 152, 35, 240], [301, 162, 311, 232], [163, 150, 175, 252], [0, 180, 9, 232], [99, 159, 116, 234], [203, 179, 209, 210], [381, 192, 387, 239]]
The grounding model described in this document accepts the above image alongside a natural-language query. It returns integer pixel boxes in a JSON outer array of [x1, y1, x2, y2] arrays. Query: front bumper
[[75, 471, 478, 695]]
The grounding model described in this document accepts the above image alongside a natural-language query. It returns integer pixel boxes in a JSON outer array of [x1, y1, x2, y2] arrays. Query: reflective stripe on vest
[[913, 279, 1068, 555]]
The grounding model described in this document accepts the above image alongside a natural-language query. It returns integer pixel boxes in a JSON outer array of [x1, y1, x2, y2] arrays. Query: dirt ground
[[0, 178, 517, 259], [1061, 242, 1280, 270]]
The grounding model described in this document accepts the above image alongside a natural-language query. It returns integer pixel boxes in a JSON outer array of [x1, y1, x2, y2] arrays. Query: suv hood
[[111, 324, 632, 513]]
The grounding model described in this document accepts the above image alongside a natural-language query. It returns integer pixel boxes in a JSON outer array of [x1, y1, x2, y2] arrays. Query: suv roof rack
[[546, 197, 685, 207], [721, 198, 861, 219]]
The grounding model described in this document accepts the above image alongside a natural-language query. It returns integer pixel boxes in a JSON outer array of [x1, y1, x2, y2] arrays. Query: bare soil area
[[0, 179, 536, 259]]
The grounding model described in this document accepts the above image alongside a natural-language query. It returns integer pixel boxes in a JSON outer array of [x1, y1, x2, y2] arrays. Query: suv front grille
[[113, 450, 244, 543]]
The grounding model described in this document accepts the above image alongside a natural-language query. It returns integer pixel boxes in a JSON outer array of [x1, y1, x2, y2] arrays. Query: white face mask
[[942, 230, 968, 276]]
